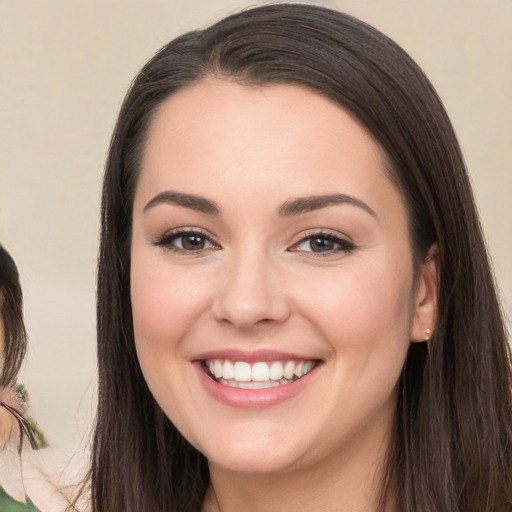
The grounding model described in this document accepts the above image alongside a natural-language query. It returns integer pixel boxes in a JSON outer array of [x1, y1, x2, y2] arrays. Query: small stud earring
[[424, 328, 431, 341]]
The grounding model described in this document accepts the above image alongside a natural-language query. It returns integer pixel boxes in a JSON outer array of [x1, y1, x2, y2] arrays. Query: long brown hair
[[0, 244, 27, 387], [92, 4, 512, 511]]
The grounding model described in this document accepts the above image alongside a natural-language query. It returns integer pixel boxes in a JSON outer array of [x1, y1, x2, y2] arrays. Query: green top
[[0, 488, 40, 512], [0, 384, 48, 511]]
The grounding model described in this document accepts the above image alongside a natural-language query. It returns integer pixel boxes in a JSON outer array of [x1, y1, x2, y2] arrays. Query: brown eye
[[309, 237, 336, 252], [181, 234, 207, 251], [290, 233, 355, 255], [154, 230, 218, 253]]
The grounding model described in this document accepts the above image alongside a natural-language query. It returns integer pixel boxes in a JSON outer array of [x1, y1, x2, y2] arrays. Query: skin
[[130, 79, 438, 512]]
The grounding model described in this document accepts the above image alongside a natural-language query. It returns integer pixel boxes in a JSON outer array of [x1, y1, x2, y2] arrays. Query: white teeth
[[214, 360, 223, 379], [283, 361, 295, 379], [205, 358, 317, 385], [233, 362, 252, 382], [269, 361, 284, 381], [223, 360, 234, 380], [251, 362, 270, 381], [218, 378, 291, 389], [302, 360, 314, 374]]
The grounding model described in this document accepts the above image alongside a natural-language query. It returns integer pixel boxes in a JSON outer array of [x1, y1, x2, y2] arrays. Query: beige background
[[0, 0, 511, 453]]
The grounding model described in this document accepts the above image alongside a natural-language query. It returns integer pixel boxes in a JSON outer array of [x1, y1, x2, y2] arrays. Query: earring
[[424, 328, 431, 341]]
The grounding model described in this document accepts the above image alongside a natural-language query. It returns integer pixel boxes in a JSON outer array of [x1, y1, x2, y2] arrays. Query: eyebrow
[[278, 194, 377, 218], [144, 191, 221, 215], [143, 191, 376, 219]]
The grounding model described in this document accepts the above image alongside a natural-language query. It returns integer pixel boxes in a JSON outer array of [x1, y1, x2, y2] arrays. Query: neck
[[202, 420, 396, 512]]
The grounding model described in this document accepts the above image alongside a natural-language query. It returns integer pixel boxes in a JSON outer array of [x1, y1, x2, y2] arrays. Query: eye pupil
[[310, 237, 334, 252], [182, 235, 205, 251]]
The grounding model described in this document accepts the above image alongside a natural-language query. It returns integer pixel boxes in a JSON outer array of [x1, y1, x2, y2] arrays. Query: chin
[[205, 447, 302, 475], [193, 425, 309, 475]]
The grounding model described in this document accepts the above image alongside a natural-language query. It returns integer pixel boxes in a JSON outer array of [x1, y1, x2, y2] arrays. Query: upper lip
[[192, 349, 318, 363]]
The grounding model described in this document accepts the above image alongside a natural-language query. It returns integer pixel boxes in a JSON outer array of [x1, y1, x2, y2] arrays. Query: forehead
[[144, 79, 378, 162], [135, 79, 403, 225]]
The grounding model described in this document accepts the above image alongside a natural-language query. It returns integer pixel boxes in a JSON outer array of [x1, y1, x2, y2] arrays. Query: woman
[[0, 245, 46, 511], [90, 4, 512, 511], [0, 244, 27, 389]]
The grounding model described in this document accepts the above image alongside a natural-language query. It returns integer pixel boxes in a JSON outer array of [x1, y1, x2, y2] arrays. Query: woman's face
[[131, 80, 435, 475]]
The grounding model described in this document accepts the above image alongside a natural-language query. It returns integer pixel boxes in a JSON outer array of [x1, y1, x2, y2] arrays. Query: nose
[[212, 251, 291, 331]]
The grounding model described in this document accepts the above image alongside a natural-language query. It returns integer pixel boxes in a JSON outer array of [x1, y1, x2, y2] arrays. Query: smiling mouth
[[203, 359, 318, 389]]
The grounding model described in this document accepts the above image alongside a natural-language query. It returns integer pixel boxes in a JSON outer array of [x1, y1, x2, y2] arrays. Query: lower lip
[[194, 362, 319, 409]]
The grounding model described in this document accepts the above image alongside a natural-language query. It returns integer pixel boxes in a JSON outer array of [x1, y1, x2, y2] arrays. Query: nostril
[[218, 316, 276, 329], [255, 318, 274, 325], [211, 264, 292, 328]]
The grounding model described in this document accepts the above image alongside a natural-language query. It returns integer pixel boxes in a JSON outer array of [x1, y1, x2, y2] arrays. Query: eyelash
[[153, 228, 355, 256], [153, 228, 220, 255], [289, 230, 355, 256]]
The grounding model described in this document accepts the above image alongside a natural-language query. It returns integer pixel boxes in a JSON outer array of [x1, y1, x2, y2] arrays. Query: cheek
[[130, 258, 214, 431], [298, 263, 414, 436], [130, 261, 213, 355], [293, 258, 414, 370]]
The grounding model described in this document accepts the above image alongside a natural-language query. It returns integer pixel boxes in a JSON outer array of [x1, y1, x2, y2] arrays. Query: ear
[[410, 244, 439, 343]]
